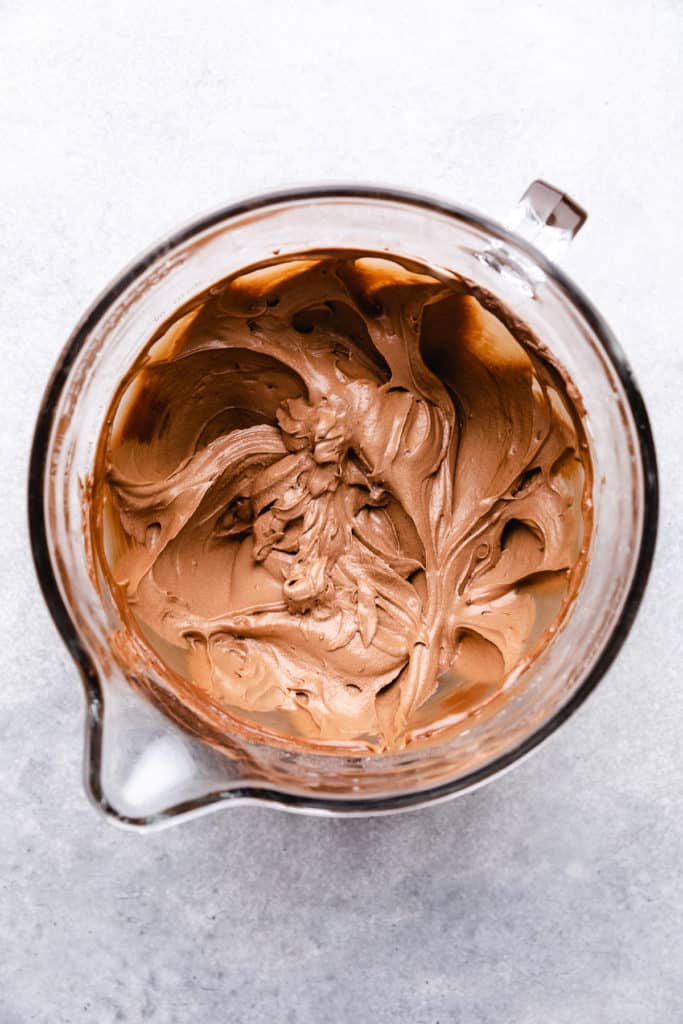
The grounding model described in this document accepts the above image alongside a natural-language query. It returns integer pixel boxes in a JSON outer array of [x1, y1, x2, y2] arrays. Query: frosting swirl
[[97, 252, 591, 750]]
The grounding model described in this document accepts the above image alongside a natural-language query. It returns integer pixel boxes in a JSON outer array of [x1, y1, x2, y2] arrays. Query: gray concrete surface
[[2, 1, 681, 1020]]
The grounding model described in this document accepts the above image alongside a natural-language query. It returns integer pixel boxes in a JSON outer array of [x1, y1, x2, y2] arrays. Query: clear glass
[[28, 185, 658, 829]]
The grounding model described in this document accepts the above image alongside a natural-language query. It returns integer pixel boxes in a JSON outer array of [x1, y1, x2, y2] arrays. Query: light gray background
[[2, 1, 681, 1021]]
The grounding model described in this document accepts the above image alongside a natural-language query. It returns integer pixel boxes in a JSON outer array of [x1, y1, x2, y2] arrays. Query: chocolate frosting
[[97, 252, 591, 750]]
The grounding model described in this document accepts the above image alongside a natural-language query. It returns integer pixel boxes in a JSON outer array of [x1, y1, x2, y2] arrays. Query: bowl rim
[[27, 184, 659, 826]]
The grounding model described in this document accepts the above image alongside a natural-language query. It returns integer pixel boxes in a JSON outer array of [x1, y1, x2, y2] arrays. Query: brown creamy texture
[[96, 251, 591, 751]]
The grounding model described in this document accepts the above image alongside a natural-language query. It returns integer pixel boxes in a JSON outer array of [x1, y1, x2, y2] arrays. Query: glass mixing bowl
[[28, 183, 658, 829]]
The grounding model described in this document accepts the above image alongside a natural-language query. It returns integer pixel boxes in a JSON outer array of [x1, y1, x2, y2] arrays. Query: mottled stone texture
[[2, 0, 681, 1020]]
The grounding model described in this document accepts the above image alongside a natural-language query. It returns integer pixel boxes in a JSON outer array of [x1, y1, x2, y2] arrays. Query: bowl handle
[[505, 180, 587, 262]]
